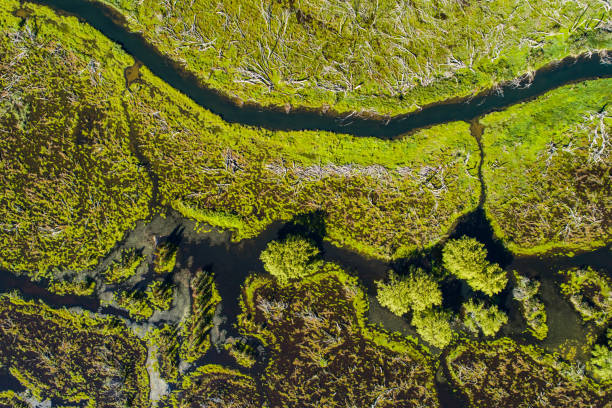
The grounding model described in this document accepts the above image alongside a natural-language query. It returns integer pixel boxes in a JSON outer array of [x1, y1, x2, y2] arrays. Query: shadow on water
[[24, 0, 612, 138], [448, 208, 513, 268]]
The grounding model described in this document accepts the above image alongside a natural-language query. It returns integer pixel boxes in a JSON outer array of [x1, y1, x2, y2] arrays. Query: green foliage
[[260, 235, 323, 284], [103, 0, 610, 115], [0, 1, 151, 278], [104, 248, 145, 284], [442, 237, 508, 296], [481, 79, 612, 254], [116, 279, 174, 320], [412, 308, 454, 349], [512, 272, 548, 340], [588, 329, 612, 382], [560, 266, 611, 326], [116, 288, 153, 320], [47, 275, 95, 296], [376, 268, 442, 316], [462, 299, 508, 337], [180, 269, 221, 362], [154, 242, 178, 274], [0, 295, 149, 406]]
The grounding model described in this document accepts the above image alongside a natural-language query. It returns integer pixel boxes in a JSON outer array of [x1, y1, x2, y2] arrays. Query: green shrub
[[104, 248, 145, 283], [260, 236, 323, 284], [442, 237, 508, 296], [376, 268, 442, 316], [462, 299, 508, 337], [589, 329, 612, 382], [154, 242, 178, 274], [412, 308, 453, 349]]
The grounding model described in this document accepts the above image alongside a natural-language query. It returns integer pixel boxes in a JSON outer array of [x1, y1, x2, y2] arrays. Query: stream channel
[[2, 0, 612, 406]]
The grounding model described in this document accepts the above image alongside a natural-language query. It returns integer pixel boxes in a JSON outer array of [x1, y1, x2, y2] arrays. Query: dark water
[[25, 0, 612, 138], [0, 268, 99, 310], [0, 214, 609, 405]]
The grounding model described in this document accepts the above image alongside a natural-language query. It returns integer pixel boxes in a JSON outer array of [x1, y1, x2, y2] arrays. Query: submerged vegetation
[[512, 272, 549, 340], [102, 0, 610, 115], [559, 266, 611, 327]]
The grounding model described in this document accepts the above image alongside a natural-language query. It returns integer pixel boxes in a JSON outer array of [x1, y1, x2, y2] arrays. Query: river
[[23, 0, 612, 138]]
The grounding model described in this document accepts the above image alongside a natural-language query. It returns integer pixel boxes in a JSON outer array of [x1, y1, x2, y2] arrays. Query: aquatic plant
[[512, 272, 548, 340], [559, 266, 611, 326]]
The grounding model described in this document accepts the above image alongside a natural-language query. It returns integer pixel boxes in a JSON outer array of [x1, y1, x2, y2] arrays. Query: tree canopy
[[412, 309, 453, 349], [462, 299, 508, 337], [442, 237, 508, 296], [260, 235, 322, 284], [376, 268, 442, 316]]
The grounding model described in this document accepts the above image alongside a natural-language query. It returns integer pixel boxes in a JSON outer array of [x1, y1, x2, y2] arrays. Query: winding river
[[25, 0, 612, 138]]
